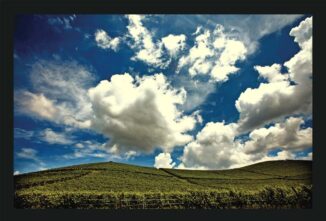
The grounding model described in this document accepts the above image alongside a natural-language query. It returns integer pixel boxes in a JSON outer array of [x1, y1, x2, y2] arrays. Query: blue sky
[[14, 14, 313, 174]]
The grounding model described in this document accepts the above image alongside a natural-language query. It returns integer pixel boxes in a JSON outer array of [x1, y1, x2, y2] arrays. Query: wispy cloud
[[15, 59, 95, 129], [39, 128, 75, 145], [16, 148, 40, 162], [47, 15, 77, 31], [14, 128, 35, 140]]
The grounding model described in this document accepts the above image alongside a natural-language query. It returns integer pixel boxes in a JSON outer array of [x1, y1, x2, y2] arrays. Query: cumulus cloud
[[161, 34, 186, 57], [88, 73, 199, 154], [178, 117, 312, 170], [15, 59, 95, 129], [94, 29, 120, 52], [177, 24, 247, 82], [14, 58, 200, 158], [179, 122, 248, 169], [154, 152, 176, 168], [254, 64, 289, 83], [236, 16, 312, 132], [243, 117, 312, 155]]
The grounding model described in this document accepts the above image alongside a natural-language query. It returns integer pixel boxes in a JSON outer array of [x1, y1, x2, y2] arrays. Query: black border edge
[[1, 0, 326, 221]]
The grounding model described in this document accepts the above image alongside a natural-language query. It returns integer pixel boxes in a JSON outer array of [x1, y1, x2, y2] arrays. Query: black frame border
[[1, 0, 325, 221]]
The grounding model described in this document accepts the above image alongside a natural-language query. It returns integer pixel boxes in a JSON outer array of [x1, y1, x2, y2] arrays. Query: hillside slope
[[14, 160, 312, 209]]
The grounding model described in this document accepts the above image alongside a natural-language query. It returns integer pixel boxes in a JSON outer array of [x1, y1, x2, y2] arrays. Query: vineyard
[[14, 160, 312, 209]]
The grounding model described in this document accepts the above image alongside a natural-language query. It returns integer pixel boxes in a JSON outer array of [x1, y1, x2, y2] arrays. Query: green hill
[[14, 160, 312, 209]]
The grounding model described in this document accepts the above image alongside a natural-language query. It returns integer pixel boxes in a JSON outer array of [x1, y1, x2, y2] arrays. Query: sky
[[13, 14, 312, 174]]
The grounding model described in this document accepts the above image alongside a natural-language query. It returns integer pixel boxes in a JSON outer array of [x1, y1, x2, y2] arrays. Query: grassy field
[[14, 160, 312, 209]]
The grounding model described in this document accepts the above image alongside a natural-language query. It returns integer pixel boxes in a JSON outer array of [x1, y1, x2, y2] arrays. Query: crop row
[[14, 185, 312, 209], [14, 171, 91, 189]]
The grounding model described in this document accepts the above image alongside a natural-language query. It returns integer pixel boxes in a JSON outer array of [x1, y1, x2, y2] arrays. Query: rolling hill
[[14, 160, 312, 209]]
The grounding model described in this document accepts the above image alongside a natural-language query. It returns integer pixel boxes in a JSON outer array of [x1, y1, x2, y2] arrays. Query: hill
[[14, 160, 312, 209]]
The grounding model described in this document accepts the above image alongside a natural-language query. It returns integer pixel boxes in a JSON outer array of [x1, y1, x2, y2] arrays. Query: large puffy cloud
[[236, 17, 312, 132], [14, 58, 200, 157], [177, 25, 247, 82], [15, 59, 95, 128], [178, 122, 248, 170], [179, 117, 312, 170], [95, 29, 120, 52], [88, 73, 199, 154], [154, 152, 176, 169]]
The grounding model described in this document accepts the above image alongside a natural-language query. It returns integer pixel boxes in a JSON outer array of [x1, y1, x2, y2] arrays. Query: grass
[[14, 160, 312, 209]]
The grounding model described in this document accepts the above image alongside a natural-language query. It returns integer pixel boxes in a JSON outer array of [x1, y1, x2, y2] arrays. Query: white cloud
[[258, 149, 312, 163], [177, 24, 247, 82], [14, 171, 20, 175], [62, 140, 110, 160], [243, 117, 312, 155], [88, 73, 198, 155], [179, 122, 248, 169], [15, 59, 95, 129], [16, 148, 39, 161], [14, 127, 76, 146], [47, 15, 76, 30], [178, 117, 312, 170], [236, 16, 312, 132], [126, 15, 168, 68], [14, 128, 35, 140], [15, 91, 59, 121], [154, 152, 176, 168], [161, 34, 186, 57], [38, 167, 49, 171], [95, 29, 120, 52], [154, 14, 302, 56], [210, 15, 304, 54], [172, 74, 216, 111], [126, 15, 188, 69], [297, 152, 313, 161], [40, 128, 74, 145], [254, 64, 289, 83], [75, 143, 84, 148], [289, 17, 312, 48]]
